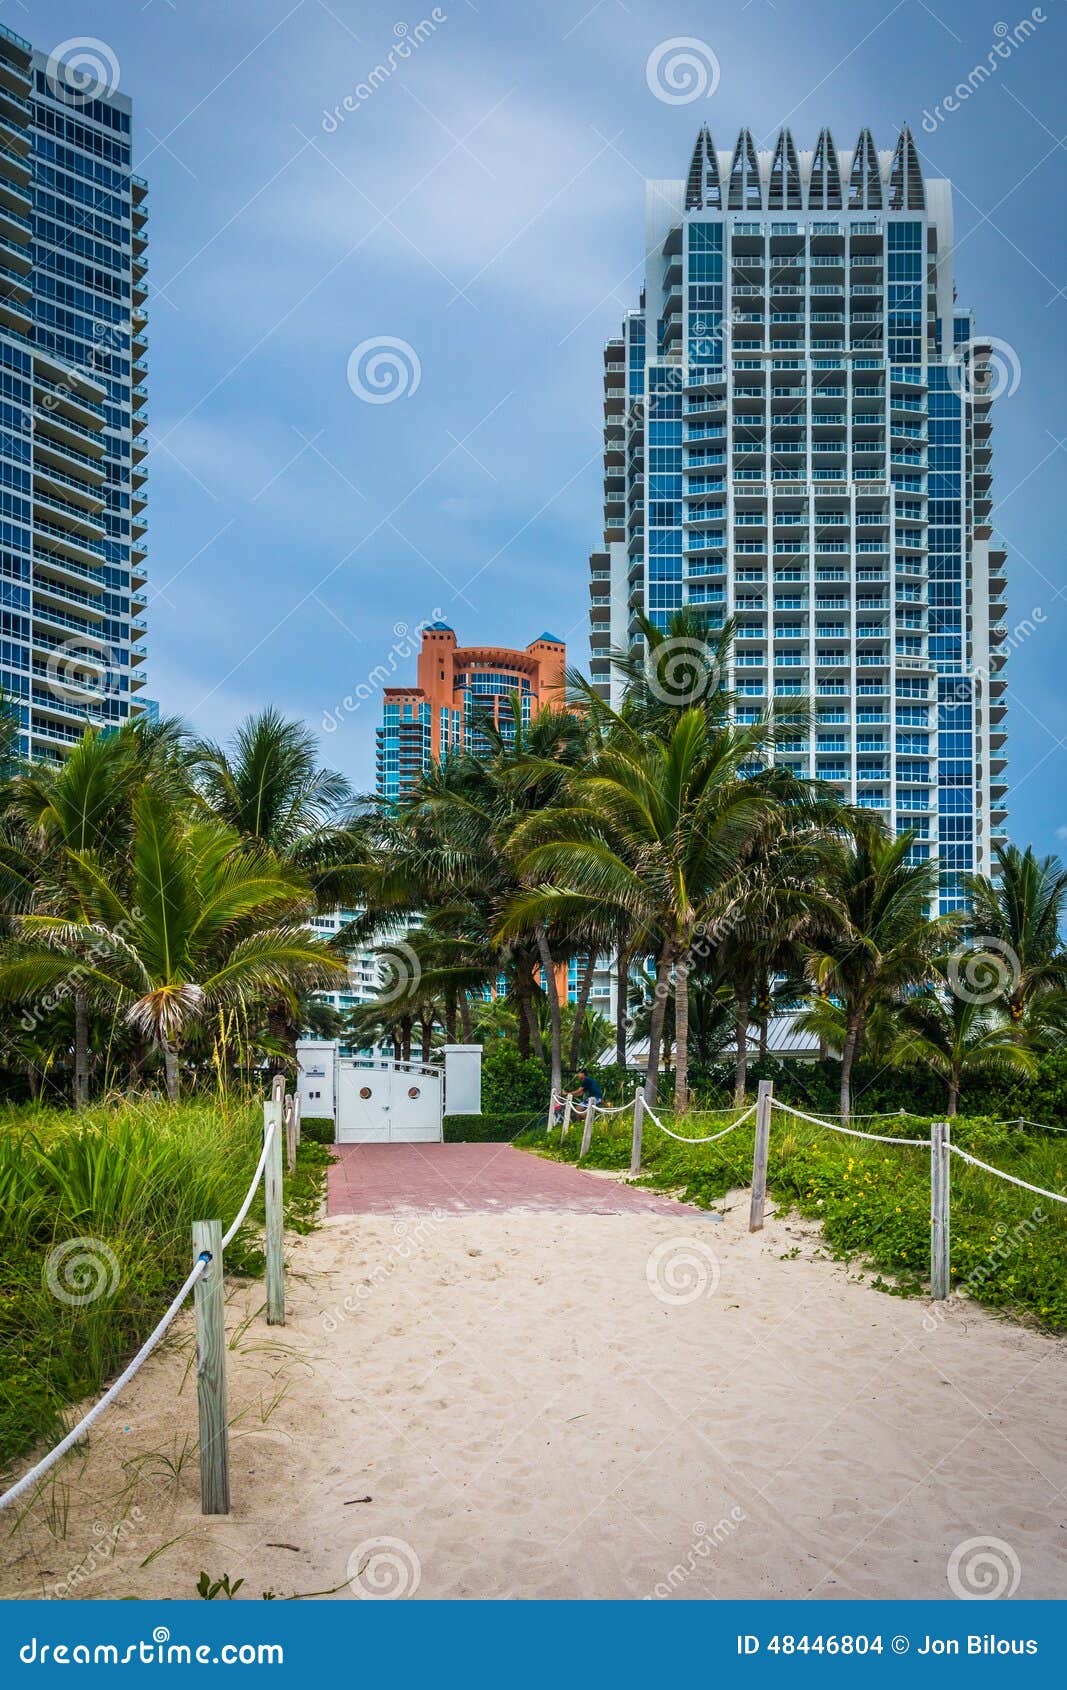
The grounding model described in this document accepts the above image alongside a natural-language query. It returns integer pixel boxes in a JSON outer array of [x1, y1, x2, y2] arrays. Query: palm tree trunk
[[615, 939, 629, 1070], [733, 989, 750, 1105], [947, 1064, 959, 1117], [568, 952, 596, 1071], [267, 1000, 295, 1074], [674, 960, 690, 1114], [421, 1016, 432, 1064], [839, 1010, 863, 1120], [535, 925, 563, 1103], [162, 1041, 180, 1102], [644, 950, 673, 1105], [444, 986, 457, 1044], [757, 974, 770, 1063], [73, 986, 89, 1110], [458, 993, 472, 1041], [401, 1015, 413, 1063]]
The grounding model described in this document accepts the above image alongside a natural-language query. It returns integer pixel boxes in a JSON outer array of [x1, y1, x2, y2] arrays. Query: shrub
[[300, 1115, 335, 1144], [444, 1111, 546, 1143], [480, 1042, 549, 1113], [0, 1097, 330, 1467]]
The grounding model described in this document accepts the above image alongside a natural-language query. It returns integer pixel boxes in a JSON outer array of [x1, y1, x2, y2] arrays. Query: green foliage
[[196, 1571, 244, 1600], [300, 1115, 336, 1144], [480, 1042, 549, 1112], [521, 1108, 1067, 1329], [444, 1111, 545, 1142], [0, 1098, 330, 1469]]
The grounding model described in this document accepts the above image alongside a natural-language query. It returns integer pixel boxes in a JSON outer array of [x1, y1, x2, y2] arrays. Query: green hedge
[[300, 1115, 335, 1144], [444, 1111, 547, 1143]]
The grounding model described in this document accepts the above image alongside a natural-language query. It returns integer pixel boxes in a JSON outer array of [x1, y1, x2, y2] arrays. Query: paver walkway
[[327, 1141, 704, 1217]]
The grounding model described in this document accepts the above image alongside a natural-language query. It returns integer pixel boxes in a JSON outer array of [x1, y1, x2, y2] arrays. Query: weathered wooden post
[[264, 1076, 285, 1326], [578, 1099, 596, 1160], [192, 1219, 229, 1515], [630, 1089, 645, 1176], [284, 1094, 297, 1173], [560, 1093, 574, 1139], [748, 1080, 773, 1232], [930, 1119, 951, 1301]]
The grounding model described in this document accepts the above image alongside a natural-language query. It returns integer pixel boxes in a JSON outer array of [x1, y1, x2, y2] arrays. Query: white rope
[[642, 1100, 757, 1144], [587, 1098, 632, 1117], [772, 1098, 931, 1148], [221, 1119, 277, 1251], [948, 1143, 1067, 1205], [1, 1104, 290, 1514], [0, 1255, 210, 1514], [995, 1116, 1067, 1136]]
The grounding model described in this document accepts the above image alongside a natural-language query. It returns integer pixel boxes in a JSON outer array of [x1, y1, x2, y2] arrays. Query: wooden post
[[284, 1095, 297, 1173], [292, 1091, 301, 1149], [748, 1080, 773, 1233], [630, 1089, 645, 1176], [930, 1119, 951, 1301], [264, 1078, 285, 1326], [578, 1100, 596, 1160], [192, 1219, 230, 1515], [561, 1094, 574, 1139]]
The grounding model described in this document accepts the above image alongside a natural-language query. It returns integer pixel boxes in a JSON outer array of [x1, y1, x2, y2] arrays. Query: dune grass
[[519, 1107, 1067, 1331], [0, 1097, 330, 1473]]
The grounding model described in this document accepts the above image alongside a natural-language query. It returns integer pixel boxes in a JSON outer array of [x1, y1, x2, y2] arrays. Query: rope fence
[[0, 1076, 296, 1521], [546, 1077, 1067, 1303]]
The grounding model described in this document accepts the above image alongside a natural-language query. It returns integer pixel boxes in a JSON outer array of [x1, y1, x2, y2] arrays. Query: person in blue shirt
[[569, 1069, 602, 1119]]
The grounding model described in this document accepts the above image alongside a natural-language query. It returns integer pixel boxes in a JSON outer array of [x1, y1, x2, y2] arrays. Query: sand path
[[2, 1145, 1064, 1601]]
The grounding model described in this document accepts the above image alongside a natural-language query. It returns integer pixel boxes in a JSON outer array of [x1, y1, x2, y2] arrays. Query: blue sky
[[19, 0, 1067, 848]]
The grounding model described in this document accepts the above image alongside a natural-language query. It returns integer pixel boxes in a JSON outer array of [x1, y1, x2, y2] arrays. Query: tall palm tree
[[0, 785, 344, 1099], [965, 843, 1067, 1027], [499, 707, 776, 1109], [800, 831, 963, 1118], [3, 728, 145, 1105], [891, 968, 1037, 1115], [193, 708, 361, 1064]]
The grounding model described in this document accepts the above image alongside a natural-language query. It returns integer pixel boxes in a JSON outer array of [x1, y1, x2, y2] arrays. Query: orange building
[[376, 623, 566, 798]]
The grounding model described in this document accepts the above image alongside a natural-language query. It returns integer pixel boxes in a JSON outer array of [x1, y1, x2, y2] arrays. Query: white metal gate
[[336, 1057, 443, 1144]]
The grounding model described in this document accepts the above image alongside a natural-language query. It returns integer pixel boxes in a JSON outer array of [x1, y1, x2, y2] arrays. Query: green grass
[[518, 1107, 1067, 1331], [0, 1097, 330, 1473]]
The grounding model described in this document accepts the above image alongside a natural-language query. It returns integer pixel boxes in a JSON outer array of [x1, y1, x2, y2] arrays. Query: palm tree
[[891, 970, 1037, 1115], [2, 728, 145, 1105], [499, 707, 777, 1109], [0, 785, 344, 1099], [965, 843, 1067, 1027], [800, 830, 963, 1119], [192, 708, 361, 1065]]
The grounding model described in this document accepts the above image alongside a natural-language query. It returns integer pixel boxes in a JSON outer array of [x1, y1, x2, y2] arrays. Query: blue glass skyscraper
[[589, 127, 1007, 912], [0, 26, 148, 761]]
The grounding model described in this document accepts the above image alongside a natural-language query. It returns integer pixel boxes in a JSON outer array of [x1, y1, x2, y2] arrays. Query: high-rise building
[[0, 27, 148, 761], [376, 622, 566, 800], [590, 126, 1007, 913]]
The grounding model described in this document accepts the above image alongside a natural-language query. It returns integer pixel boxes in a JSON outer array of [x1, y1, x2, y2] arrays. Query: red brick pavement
[[327, 1142, 703, 1217]]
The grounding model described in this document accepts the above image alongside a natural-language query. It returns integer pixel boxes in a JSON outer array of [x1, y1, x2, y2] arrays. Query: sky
[[14, 0, 1067, 849]]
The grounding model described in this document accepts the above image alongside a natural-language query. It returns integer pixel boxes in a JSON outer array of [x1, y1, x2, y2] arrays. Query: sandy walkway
[[2, 1166, 1065, 1601]]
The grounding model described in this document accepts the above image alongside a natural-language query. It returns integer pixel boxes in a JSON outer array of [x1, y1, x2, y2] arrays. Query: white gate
[[336, 1057, 443, 1144]]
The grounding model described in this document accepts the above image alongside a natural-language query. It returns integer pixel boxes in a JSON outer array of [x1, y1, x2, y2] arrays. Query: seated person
[[569, 1068, 603, 1117]]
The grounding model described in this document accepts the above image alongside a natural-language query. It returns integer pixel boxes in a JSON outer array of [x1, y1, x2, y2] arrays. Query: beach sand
[[2, 1176, 1065, 1601]]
